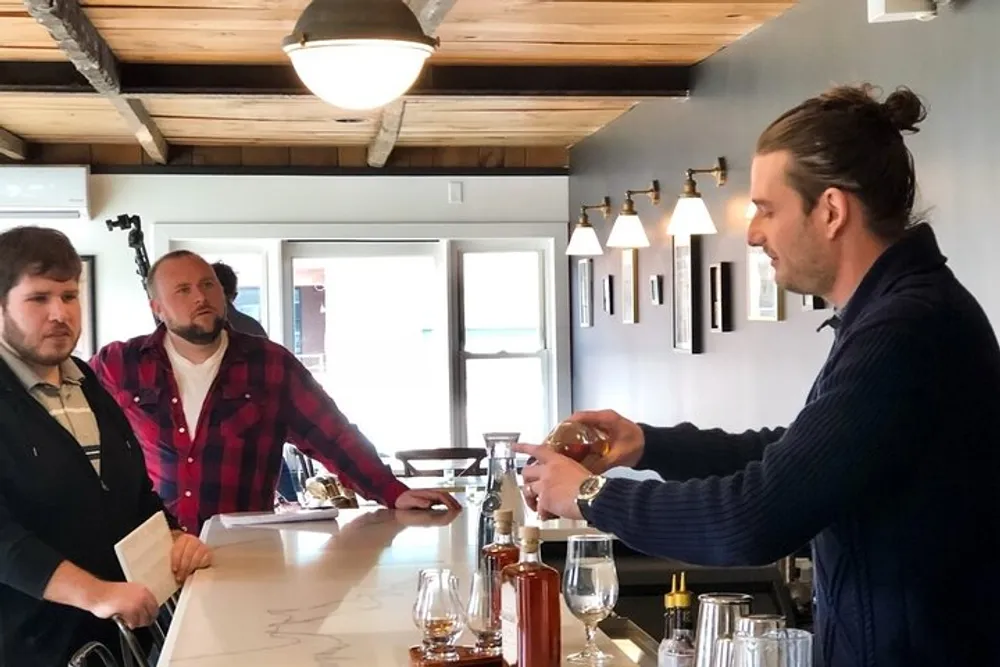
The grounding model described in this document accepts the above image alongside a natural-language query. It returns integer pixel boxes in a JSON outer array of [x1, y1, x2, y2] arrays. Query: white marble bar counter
[[156, 504, 650, 666]]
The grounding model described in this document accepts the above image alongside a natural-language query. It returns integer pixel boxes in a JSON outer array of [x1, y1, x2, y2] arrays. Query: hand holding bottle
[[564, 409, 645, 473]]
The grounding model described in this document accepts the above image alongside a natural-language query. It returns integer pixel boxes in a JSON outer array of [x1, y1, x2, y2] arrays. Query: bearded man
[[92, 250, 459, 535]]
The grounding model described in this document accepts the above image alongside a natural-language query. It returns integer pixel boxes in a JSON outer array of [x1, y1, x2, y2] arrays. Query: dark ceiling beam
[[366, 0, 460, 168], [0, 127, 28, 160], [367, 101, 407, 169], [0, 62, 693, 98], [20, 0, 169, 163]]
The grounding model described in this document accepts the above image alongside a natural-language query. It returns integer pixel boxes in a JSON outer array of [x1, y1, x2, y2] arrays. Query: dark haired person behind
[[517, 84, 999, 667], [211, 261, 267, 338], [0, 226, 212, 666]]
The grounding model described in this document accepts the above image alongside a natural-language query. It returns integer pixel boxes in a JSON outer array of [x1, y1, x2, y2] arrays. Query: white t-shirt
[[164, 331, 229, 439]]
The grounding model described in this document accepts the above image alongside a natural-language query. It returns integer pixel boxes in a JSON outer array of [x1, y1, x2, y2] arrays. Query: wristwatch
[[576, 475, 608, 517]]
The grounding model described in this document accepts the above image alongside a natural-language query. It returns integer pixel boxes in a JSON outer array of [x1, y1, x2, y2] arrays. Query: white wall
[[0, 173, 570, 349]]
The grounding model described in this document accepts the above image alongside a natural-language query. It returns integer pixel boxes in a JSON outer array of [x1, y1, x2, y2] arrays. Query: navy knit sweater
[[585, 224, 1000, 667]]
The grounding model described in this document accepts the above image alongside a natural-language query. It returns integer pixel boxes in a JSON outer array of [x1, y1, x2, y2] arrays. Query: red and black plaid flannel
[[91, 325, 408, 534]]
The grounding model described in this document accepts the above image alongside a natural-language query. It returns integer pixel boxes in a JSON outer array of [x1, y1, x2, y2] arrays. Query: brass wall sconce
[[607, 180, 658, 248], [566, 196, 612, 256], [667, 157, 728, 235]]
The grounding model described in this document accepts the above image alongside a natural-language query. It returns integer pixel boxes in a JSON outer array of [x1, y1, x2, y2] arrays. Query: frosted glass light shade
[[667, 196, 718, 235], [566, 224, 603, 256], [285, 39, 434, 110], [606, 213, 650, 248]]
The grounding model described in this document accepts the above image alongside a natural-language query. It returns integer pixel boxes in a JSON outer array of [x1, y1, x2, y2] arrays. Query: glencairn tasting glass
[[413, 568, 466, 661]]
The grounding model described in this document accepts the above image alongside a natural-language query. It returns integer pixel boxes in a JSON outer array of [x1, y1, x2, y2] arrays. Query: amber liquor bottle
[[500, 526, 561, 667], [483, 509, 520, 618]]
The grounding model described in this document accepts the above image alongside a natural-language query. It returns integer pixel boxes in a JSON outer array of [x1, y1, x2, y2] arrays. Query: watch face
[[580, 476, 602, 497]]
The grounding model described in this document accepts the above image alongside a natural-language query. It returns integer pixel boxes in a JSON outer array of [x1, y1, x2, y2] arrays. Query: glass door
[[286, 242, 450, 458]]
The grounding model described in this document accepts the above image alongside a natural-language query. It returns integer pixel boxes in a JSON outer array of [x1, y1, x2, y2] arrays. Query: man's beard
[[2, 311, 78, 366], [168, 315, 225, 345]]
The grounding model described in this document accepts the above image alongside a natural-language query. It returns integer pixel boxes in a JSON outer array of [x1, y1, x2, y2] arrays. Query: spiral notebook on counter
[[219, 506, 340, 528]]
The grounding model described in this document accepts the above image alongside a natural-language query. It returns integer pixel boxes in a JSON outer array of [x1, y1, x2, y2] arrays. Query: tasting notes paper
[[219, 506, 340, 528], [113, 510, 179, 606]]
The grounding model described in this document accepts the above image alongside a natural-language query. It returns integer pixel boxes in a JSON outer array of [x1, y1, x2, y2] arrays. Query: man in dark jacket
[[518, 84, 1000, 667], [211, 260, 267, 337], [0, 226, 212, 667]]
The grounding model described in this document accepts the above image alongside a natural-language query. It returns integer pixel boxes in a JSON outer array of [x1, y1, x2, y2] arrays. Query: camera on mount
[[105, 214, 140, 232]]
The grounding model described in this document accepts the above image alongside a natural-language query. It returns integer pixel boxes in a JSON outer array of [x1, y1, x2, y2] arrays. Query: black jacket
[[0, 356, 178, 667]]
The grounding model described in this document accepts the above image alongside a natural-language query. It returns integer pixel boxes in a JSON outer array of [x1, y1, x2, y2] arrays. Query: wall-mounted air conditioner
[[0, 165, 91, 221], [868, 0, 938, 23]]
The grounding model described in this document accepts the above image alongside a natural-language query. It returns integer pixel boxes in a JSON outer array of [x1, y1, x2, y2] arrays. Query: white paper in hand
[[114, 510, 179, 606]]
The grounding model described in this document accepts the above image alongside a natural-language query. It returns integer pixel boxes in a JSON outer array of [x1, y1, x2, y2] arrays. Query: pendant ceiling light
[[282, 0, 438, 111]]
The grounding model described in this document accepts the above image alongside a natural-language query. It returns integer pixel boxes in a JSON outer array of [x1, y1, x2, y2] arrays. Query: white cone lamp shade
[[566, 221, 603, 256], [606, 213, 650, 247], [667, 195, 718, 235], [283, 0, 438, 111], [606, 197, 650, 248]]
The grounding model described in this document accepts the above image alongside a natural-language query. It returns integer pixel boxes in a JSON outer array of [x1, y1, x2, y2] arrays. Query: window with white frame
[[457, 246, 549, 448], [163, 224, 568, 459]]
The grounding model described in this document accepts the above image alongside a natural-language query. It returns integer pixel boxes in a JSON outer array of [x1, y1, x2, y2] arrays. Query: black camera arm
[[105, 214, 157, 322]]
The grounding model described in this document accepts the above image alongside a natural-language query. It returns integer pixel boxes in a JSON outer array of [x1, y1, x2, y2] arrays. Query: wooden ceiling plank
[[21, 0, 169, 162], [368, 0, 459, 168], [0, 126, 27, 159]]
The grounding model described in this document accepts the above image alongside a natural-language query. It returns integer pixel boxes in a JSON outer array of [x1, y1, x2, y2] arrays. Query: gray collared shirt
[[0, 343, 102, 473]]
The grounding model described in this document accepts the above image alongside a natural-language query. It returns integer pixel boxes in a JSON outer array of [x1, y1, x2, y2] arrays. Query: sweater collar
[[835, 223, 946, 334]]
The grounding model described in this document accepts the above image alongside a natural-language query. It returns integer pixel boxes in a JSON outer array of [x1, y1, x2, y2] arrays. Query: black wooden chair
[[394, 447, 488, 477]]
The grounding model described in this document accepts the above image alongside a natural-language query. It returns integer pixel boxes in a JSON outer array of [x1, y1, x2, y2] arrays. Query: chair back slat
[[394, 447, 488, 477]]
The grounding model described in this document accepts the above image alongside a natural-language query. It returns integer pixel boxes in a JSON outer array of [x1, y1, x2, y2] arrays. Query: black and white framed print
[[578, 258, 593, 327], [672, 234, 703, 354]]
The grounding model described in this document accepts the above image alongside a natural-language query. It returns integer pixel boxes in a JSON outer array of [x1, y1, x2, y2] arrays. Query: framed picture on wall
[[801, 294, 827, 311], [602, 275, 614, 315], [709, 262, 733, 333], [672, 234, 703, 354], [74, 255, 97, 359], [578, 258, 593, 327], [747, 246, 784, 321], [649, 274, 663, 305], [621, 249, 638, 324]]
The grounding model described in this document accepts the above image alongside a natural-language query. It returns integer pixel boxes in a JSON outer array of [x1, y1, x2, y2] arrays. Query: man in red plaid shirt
[[92, 250, 459, 535]]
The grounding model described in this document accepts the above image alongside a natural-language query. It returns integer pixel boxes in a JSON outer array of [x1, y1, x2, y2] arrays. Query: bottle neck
[[670, 628, 694, 643], [520, 545, 541, 563], [494, 528, 514, 545]]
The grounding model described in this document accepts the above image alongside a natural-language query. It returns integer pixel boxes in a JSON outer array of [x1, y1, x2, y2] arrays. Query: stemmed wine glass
[[466, 567, 502, 655], [412, 568, 466, 662], [562, 534, 619, 664]]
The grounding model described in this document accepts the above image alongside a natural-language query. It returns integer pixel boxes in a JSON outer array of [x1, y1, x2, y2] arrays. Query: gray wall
[[569, 0, 999, 431]]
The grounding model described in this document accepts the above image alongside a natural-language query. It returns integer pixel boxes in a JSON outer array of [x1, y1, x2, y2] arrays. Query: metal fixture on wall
[[667, 157, 728, 236], [282, 0, 438, 111], [567, 197, 612, 256], [607, 180, 658, 248]]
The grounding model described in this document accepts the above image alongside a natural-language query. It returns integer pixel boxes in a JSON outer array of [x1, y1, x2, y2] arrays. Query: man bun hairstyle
[[882, 86, 927, 133], [756, 83, 927, 240]]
